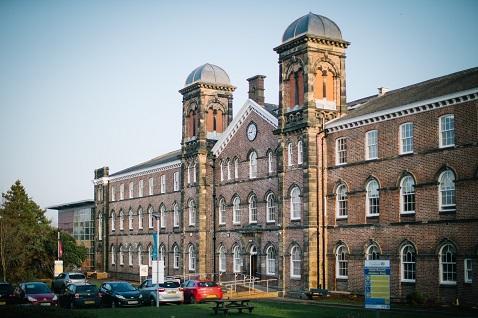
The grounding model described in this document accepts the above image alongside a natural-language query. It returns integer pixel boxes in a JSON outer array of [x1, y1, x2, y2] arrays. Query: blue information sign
[[364, 260, 390, 310]]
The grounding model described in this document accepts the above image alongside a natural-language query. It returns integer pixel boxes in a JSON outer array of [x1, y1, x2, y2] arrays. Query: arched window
[[439, 244, 457, 284], [219, 198, 226, 224], [366, 180, 379, 216], [148, 245, 153, 267], [98, 213, 103, 240], [287, 143, 293, 166], [400, 176, 415, 214], [297, 140, 303, 165], [366, 244, 380, 260], [336, 184, 348, 218], [111, 245, 116, 265], [148, 206, 154, 229], [173, 204, 179, 227], [290, 187, 301, 220], [173, 246, 179, 269], [128, 209, 134, 230], [290, 246, 301, 278], [234, 158, 239, 179], [193, 163, 197, 183], [268, 151, 273, 173], [188, 199, 196, 226], [266, 193, 276, 222], [138, 208, 143, 229], [266, 246, 276, 275], [111, 211, 116, 231], [128, 245, 133, 266], [160, 205, 166, 228], [233, 246, 241, 273], [336, 244, 348, 279], [249, 195, 257, 223], [439, 170, 456, 212], [119, 210, 125, 230], [188, 245, 196, 271], [249, 152, 257, 179], [220, 161, 224, 181], [119, 246, 125, 265], [160, 245, 165, 263], [233, 197, 241, 224], [219, 246, 226, 272], [227, 160, 231, 180], [401, 244, 416, 282], [187, 164, 191, 184], [138, 246, 143, 266]]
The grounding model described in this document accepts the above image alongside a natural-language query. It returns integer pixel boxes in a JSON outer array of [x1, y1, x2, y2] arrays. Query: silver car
[[138, 279, 183, 306], [51, 272, 87, 292]]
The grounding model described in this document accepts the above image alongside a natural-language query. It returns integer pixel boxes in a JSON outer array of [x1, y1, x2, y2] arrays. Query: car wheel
[[69, 301, 75, 309], [111, 300, 117, 308], [190, 296, 196, 304], [150, 297, 156, 306]]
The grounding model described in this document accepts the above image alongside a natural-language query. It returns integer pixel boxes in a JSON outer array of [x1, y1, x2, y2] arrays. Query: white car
[[138, 279, 184, 306]]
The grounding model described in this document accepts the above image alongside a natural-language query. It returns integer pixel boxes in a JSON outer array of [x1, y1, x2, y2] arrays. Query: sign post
[[364, 260, 390, 315]]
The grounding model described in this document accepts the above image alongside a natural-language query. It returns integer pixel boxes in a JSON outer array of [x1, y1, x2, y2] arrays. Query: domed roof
[[185, 63, 231, 87], [282, 12, 342, 43]]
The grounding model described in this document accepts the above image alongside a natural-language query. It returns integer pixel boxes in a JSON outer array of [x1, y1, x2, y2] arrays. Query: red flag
[[58, 240, 63, 259]]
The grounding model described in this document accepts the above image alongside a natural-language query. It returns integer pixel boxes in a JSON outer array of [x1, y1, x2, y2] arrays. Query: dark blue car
[[99, 281, 142, 308], [58, 283, 102, 309]]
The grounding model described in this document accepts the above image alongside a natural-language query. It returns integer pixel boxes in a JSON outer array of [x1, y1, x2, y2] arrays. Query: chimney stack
[[247, 75, 266, 106]]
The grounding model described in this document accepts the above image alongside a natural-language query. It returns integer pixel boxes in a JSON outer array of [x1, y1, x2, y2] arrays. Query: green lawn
[[1, 299, 474, 318]]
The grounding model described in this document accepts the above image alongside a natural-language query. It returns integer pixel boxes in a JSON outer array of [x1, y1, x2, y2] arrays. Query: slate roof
[[336, 67, 478, 124], [109, 150, 182, 177]]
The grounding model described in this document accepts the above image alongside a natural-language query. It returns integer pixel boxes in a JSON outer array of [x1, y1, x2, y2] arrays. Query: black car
[[58, 283, 102, 309], [99, 281, 142, 308], [0, 282, 18, 305]]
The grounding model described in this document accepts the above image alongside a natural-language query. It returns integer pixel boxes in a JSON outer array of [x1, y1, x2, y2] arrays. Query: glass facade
[[72, 207, 95, 271]]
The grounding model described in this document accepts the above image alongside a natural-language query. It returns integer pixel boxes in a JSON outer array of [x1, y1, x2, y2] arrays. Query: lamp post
[[152, 213, 160, 308]]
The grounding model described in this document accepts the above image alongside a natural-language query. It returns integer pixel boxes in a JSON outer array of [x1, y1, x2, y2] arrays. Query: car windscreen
[[26, 284, 50, 294], [112, 283, 136, 292], [159, 282, 179, 288], [70, 274, 86, 279], [0, 285, 13, 293], [76, 285, 99, 293], [198, 282, 218, 287]]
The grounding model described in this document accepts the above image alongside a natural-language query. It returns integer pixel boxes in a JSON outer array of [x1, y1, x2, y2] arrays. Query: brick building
[[92, 12, 478, 303]]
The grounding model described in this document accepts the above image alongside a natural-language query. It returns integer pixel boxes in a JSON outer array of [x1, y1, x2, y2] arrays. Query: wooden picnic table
[[209, 299, 254, 315]]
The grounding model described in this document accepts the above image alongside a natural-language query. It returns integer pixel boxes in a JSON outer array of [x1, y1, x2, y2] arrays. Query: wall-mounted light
[[226, 232, 230, 237]]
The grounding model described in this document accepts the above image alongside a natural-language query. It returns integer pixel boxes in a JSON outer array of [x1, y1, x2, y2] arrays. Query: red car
[[181, 280, 222, 304], [16, 282, 58, 306]]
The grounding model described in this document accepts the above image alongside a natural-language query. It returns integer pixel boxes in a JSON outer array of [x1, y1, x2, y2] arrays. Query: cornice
[[274, 34, 350, 54], [179, 82, 236, 95]]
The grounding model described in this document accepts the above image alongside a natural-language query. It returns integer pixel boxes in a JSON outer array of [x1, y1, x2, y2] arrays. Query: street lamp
[[152, 212, 160, 308]]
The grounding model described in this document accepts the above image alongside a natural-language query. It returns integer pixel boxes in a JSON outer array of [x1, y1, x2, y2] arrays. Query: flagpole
[[57, 230, 60, 261]]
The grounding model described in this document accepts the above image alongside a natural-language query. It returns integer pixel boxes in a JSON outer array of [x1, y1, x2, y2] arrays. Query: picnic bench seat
[[210, 299, 254, 315], [210, 305, 255, 315], [305, 288, 329, 299]]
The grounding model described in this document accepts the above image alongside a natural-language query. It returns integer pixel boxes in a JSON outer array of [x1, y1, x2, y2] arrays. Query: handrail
[[220, 278, 278, 297]]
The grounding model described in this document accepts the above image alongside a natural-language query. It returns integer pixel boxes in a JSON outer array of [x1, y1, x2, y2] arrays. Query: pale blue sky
[[1, 0, 477, 225]]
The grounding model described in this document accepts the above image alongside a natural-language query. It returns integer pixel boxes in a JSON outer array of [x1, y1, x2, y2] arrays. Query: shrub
[[406, 290, 427, 304]]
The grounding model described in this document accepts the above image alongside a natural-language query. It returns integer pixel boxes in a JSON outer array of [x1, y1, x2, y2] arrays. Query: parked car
[[58, 283, 102, 309], [99, 281, 142, 308], [0, 281, 18, 305], [138, 279, 183, 306], [16, 282, 58, 306], [51, 272, 87, 292], [181, 280, 222, 304]]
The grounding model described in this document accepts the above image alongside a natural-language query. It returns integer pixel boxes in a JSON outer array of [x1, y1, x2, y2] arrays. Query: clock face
[[247, 123, 257, 141]]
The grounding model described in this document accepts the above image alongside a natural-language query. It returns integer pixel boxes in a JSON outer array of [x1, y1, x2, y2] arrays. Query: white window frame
[[366, 180, 379, 216], [439, 114, 455, 148], [336, 184, 348, 219], [129, 182, 134, 198], [173, 204, 179, 227], [119, 210, 124, 230], [111, 245, 116, 265], [138, 208, 143, 229], [290, 246, 301, 278], [111, 211, 116, 231], [297, 140, 303, 165], [366, 245, 380, 260], [290, 187, 301, 220], [439, 244, 457, 285], [160, 205, 166, 228], [138, 246, 143, 266], [249, 195, 257, 223], [98, 213, 103, 240], [219, 246, 226, 272], [111, 186, 116, 201], [219, 198, 226, 225], [220, 161, 224, 181], [464, 259, 473, 283], [287, 142, 293, 166], [173, 246, 179, 269], [249, 151, 257, 179], [400, 176, 415, 214], [336, 245, 348, 279], [233, 197, 241, 224], [268, 152, 273, 173], [400, 122, 414, 154], [149, 178, 154, 195], [120, 246, 124, 265], [148, 246, 153, 267], [187, 165, 191, 184], [139, 179, 144, 197], [234, 158, 239, 179], [120, 184, 124, 200], [336, 137, 347, 165], [189, 199, 196, 226], [160, 175, 166, 194], [128, 245, 133, 266], [366, 130, 378, 160], [227, 160, 231, 180], [401, 244, 416, 283], [128, 209, 133, 230], [148, 207, 154, 229], [233, 246, 241, 273], [266, 193, 276, 222], [189, 245, 196, 271], [193, 163, 197, 183], [266, 246, 276, 275], [439, 170, 456, 212], [173, 172, 180, 191]]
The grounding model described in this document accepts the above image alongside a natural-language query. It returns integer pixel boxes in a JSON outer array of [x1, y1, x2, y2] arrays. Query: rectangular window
[[111, 186, 116, 201], [440, 114, 455, 148], [149, 178, 154, 195], [160, 175, 166, 194], [129, 182, 134, 198], [139, 180, 144, 197], [400, 123, 414, 154], [120, 184, 124, 200], [465, 259, 473, 283], [336, 137, 347, 165], [366, 130, 378, 159], [173, 172, 180, 191]]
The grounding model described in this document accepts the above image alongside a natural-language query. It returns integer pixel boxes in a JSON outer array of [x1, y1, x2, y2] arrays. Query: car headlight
[[139, 294, 142, 299], [116, 294, 126, 300], [53, 295, 58, 301], [27, 296, 37, 302]]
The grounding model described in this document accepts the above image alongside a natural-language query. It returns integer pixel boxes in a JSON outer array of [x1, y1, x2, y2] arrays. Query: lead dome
[[282, 12, 342, 43], [185, 63, 231, 87]]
